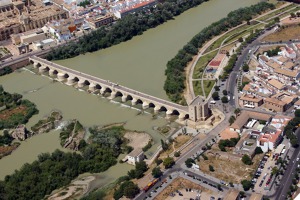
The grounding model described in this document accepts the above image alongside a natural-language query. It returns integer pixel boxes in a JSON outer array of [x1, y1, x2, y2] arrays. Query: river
[[0, 0, 260, 187]]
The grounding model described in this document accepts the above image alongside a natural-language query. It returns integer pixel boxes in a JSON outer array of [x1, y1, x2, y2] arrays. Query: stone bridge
[[29, 56, 198, 121]]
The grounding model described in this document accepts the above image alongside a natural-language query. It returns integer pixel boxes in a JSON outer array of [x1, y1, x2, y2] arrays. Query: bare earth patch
[[262, 25, 300, 42], [174, 135, 192, 149], [154, 177, 217, 200], [198, 149, 263, 183], [0, 106, 27, 120], [47, 176, 95, 200], [124, 132, 151, 149]]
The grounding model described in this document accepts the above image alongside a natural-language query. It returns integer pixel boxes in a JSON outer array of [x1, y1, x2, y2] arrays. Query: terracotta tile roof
[[220, 128, 239, 140], [240, 94, 263, 103], [264, 97, 286, 106], [266, 60, 280, 69], [259, 129, 282, 144], [230, 111, 272, 130], [275, 68, 298, 78], [282, 61, 294, 70], [268, 79, 285, 90], [295, 99, 300, 106]]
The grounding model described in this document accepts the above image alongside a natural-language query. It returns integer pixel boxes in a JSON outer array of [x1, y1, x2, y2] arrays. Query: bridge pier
[[154, 106, 161, 113], [142, 102, 149, 109], [66, 77, 75, 86], [57, 73, 66, 82], [109, 91, 116, 99], [38, 66, 47, 73], [131, 98, 137, 106], [89, 83, 96, 92], [77, 80, 85, 88], [178, 113, 185, 121], [100, 87, 106, 95], [166, 110, 173, 118], [49, 69, 55, 76], [33, 63, 38, 68], [121, 95, 127, 102]]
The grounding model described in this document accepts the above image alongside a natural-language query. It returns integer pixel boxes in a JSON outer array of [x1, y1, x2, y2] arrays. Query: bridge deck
[[30, 56, 189, 113]]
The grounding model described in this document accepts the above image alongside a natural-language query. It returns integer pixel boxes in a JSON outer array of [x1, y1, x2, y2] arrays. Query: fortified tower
[[188, 96, 211, 122]]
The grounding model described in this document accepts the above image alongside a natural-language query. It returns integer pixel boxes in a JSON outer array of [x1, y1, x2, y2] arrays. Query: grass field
[[193, 50, 217, 79], [193, 81, 203, 97], [203, 80, 215, 97]]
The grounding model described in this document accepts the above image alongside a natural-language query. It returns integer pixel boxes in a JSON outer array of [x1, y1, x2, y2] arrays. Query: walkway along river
[[0, 0, 260, 190]]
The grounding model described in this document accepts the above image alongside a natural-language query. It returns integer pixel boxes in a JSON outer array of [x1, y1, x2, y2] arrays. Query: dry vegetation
[[154, 177, 214, 200], [0, 106, 27, 120], [124, 132, 151, 150], [0, 144, 19, 159], [198, 148, 264, 183], [263, 25, 300, 42]]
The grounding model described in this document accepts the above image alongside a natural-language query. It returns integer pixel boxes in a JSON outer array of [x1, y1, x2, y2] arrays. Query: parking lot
[[253, 150, 288, 194]]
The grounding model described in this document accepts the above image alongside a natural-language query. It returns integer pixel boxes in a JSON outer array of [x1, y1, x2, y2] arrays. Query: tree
[[217, 184, 222, 191], [295, 109, 300, 118], [242, 64, 249, 72], [161, 139, 169, 151], [174, 151, 180, 157], [214, 86, 220, 91], [152, 167, 163, 178], [291, 138, 299, 148], [222, 90, 228, 96], [185, 158, 195, 168], [209, 165, 215, 172], [234, 108, 241, 117], [291, 12, 296, 18], [163, 157, 175, 169], [135, 161, 148, 178], [254, 147, 263, 155], [272, 166, 279, 176], [229, 116, 236, 125], [0, 85, 3, 94], [238, 37, 244, 43], [212, 92, 219, 100], [241, 179, 252, 191], [221, 96, 228, 103], [242, 155, 252, 165], [274, 17, 280, 23], [240, 191, 246, 198], [123, 181, 140, 199], [155, 159, 163, 166]]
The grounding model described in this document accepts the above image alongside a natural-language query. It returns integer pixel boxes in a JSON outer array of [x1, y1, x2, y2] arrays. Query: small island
[[0, 85, 38, 130]]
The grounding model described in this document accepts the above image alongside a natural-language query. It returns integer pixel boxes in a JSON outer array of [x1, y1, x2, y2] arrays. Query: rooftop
[[128, 148, 143, 157], [230, 111, 272, 130], [268, 79, 285, 90], [220, 128, 239, 140], [240, 94, 263, 103]]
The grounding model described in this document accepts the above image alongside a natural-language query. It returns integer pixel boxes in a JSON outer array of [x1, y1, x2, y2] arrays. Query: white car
[[297, 158, 299, 162]]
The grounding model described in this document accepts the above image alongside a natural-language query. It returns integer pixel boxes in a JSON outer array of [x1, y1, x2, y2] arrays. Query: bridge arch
[[95, 84, 101, 90], [172, 110, 180, 116], [136, 99, 143, 105], [160, 106, 167, 112], [114, 91, 123, 97], [149, 103, 155, 108]]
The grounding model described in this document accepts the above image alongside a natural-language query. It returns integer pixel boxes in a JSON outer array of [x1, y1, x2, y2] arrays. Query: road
[[30, 56, 189, 113], [135, 109, 235, 200], [267, 128, 300, 200]]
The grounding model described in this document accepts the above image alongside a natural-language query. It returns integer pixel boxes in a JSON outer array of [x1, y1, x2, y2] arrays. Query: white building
[[33, 38, 56, 50], [125, 148, 144, 165]]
